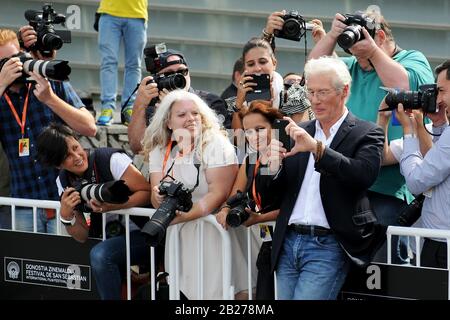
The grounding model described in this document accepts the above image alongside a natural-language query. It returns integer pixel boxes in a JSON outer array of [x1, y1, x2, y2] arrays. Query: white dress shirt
[[289, 109, 349, 228]]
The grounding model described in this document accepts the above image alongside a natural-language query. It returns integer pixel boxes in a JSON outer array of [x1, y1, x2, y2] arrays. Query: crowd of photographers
[[0, 3, 449, 300]]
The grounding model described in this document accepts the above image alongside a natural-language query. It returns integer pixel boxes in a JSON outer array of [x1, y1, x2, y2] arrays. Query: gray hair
[[304, 56, 352, 92], [142, 90, 228, 161]]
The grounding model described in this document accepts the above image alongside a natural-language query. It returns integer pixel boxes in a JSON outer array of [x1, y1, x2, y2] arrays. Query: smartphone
[[272, 119, 292, 152], [246, 73, 271, 103]]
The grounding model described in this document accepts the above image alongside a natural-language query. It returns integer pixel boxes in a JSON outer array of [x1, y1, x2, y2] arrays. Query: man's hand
[[18, 25, 37, 50], [427, 105, 449, 127], [28, 71, 56, 105], [0, 57, 22, 90], [396, 104, 415, 135], [265, 11, 285, 35], [348, 27, 378, 60], [133, 76, 159, 108], [284, 116, 316, 156], [310, 19, 326, 44], [328, 13, 347, 40]]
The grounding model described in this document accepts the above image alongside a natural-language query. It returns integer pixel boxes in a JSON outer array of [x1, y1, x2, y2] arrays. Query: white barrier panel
[[0, 196, 258, 300], [387, 226, 450, 300]]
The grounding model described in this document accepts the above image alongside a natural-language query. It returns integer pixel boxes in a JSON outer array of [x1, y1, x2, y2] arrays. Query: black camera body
[[226, 191, 251, 228], [24, 4, 71, 57], [0, 52, 71, 83], [397, 194, 425, 227], [141, 180, 193, 246], [385, 84, 438, 113], [274, 10, 307, 42], [146, 73, 186, 91], [337, 12, 377, 51], [73, 179, 131, 212]]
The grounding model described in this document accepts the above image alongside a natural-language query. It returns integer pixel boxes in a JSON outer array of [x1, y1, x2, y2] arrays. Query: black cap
[[158, 49, 188, 70]]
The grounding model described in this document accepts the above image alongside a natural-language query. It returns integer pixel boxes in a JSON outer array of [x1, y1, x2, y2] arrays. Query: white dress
[[149, 134, 260, 299]]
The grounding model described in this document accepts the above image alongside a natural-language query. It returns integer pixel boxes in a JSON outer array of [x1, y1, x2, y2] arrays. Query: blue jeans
[[90, 230, 150, 300], [368, 192, 409, 264], [276, 229, 350, 300], [14, 207, 56, 234], [98, 14, 147, 110]]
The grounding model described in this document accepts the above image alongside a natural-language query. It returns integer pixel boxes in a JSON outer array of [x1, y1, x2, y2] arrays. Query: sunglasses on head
[[162, 68, 189, 77]]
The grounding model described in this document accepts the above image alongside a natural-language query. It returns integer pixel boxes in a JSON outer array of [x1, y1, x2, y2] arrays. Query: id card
[[19, 138, 30, 157], [260, 224, 272, 241]]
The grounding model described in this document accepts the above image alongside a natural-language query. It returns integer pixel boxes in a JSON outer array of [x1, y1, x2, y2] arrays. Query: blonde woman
[[143, 90, 250, 299]]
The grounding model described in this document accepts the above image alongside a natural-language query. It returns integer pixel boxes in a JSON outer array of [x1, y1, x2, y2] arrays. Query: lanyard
[[162, 140, 174, 175], [3, 84, 32, 137], [251, 158, 262, 211]]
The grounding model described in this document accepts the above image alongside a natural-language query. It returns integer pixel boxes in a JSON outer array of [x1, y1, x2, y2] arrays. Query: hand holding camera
[[134, 75, 159, 108], [0, 56, 23, 90], [264, 11, 286, 35], [61, 187, 82, 217]]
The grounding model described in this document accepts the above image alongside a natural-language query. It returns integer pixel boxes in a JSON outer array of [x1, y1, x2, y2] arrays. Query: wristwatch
[[403, 133, 415, 139], [60, 215, 76, 226]]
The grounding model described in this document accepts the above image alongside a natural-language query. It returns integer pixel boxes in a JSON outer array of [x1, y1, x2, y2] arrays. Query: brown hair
[[0, 29, 19, 47], [364, 10, 394, 41], [239, 100, 283, 125], [242, 37, 275, 62]]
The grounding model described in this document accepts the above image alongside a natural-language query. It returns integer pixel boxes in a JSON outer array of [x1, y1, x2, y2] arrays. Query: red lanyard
[[162, 140, 173, 175], [3, 84, 32, 137], [252, 158, 262, 211]]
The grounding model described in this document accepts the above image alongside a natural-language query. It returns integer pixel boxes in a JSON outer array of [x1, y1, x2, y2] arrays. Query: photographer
[[395, 60, 450, 269], [142, 90, 241, 299], [230, 38, 284, 130], [36, 123, 151, 299], [309, 7, 435, 262], [128, 48, 229, 154], [0, 28, 96, 233], [216, 101, 282, 299]]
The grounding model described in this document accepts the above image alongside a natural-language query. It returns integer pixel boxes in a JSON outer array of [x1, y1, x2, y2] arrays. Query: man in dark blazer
[[259, 56, 385, 299]]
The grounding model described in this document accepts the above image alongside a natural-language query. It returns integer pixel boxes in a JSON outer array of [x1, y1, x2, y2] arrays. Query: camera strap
[[162, 140, 201, 193]]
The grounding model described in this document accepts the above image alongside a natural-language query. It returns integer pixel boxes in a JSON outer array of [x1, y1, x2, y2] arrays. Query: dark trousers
[[256, 241, 274, 300], [421, 238, 448, 269]]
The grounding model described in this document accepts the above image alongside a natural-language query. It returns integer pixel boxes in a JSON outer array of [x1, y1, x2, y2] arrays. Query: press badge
[[19, 138, 30, 157]]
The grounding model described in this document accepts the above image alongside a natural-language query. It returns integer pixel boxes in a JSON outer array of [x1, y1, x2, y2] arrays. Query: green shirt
[[342, 50, 434, 202]]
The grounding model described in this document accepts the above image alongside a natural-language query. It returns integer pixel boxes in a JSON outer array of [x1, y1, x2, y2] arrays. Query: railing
[[387, 226, 450, 300], [0, 196, 256, 300]]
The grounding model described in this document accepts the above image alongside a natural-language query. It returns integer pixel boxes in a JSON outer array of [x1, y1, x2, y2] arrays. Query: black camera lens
[[226, 205, 250, 228], [283, 19, 302, 38], [337, 25, 362, 50], [41, 32, 63, 50], [385, 90, 420, 110]]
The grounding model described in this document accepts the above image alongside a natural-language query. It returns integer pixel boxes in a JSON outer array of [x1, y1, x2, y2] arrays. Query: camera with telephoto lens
[[384, 84, 438, 113], [274, 10, 308, 42], [225, 191, 251, 228], [0, 52, 71, 83], [146, 73, 186, 91], [337, 12, 377, 51], [73, 179, 132, 212], [397, 194, 425, 227], [141, 180, 193, 247], [24, 4, 72, 57]]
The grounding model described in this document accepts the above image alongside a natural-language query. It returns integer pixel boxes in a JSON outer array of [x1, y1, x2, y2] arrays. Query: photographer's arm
[[216, 161, 248, 229], [28, 72, 97, 137], [128, 77, 158, 154], [171, 164, 238, 225], [356, 28, 409, 89], [90, 164, 151, 213], [308, 13, 346, 60], [0, 57, 22, 96], [60, 187, 89, 242]]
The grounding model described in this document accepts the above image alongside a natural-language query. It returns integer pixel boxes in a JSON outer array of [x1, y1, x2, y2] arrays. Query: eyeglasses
[[162, 68, 189, 77], [306, 88, 337, 100]]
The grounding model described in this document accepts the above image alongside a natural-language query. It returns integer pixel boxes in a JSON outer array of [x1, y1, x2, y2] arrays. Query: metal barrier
[[387, 226, 450, 299], [0, 196, 258, 300]]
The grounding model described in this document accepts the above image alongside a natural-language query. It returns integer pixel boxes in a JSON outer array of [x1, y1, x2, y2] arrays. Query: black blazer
[[257, 112, 386, 271]]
